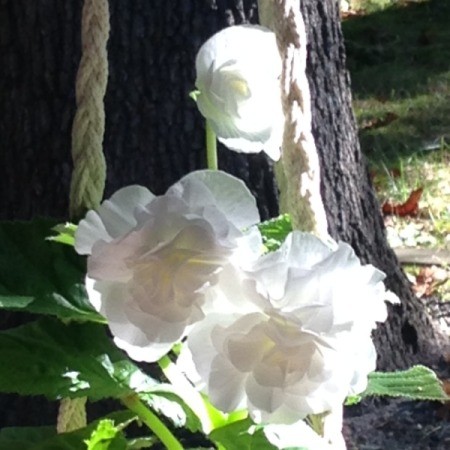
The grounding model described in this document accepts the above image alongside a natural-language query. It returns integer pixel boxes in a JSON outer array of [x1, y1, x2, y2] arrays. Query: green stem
[[158, 355, 215, 433], [121, 394, 183, 450], [306, 412, 326, 437], [206, 120, 218, 170]]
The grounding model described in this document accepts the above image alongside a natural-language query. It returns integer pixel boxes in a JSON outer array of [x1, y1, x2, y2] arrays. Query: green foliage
[[210, 418, 310, 450], [0, 219, 103, 322], [48, 222, 77, 246], [0, 318, 151, 400], [0, 412, 135, 450], [344, 394, 362, 406], [0, 427, 55, 450], [343, 0, 450, 163], [364, 365, 449, 401], [140, 388, 202, 433], [258, 214, 292, 252], [84, 419, 128, 450], [210, 418, 277, 450], [351, 0, 394, 13], [126, 437, 156, 449], [0, 317, 203, 434]]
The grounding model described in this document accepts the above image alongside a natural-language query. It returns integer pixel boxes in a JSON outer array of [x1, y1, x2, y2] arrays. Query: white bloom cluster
[[195, 25, 284, 161], [75, 172, 390, 424]]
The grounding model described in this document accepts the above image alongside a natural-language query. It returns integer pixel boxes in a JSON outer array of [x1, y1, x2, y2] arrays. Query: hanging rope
[[258, 0, 328, 239], [57, 397, 88, 434], [258, 2, 344, 448], [59, 0, 110, 433], [69, 0, 110, 219]]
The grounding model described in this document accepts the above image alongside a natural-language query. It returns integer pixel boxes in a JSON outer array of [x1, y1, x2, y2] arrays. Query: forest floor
[[341, 0, 450, 448]]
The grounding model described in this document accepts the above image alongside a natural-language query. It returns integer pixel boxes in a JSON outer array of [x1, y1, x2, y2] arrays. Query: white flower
[[75, 170, 261, 362], [195, 25, 283, 161], [264, 421, 336, 450], [181, 232, 389, 424]]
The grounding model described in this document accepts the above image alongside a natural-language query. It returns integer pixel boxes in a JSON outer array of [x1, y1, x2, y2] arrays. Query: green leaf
[[364, 365, 449, 401], [127, 437, 156, 449], [84, 419, 127, 450], [0, 318, 207, 432], [47, 222, 77, 246], [0, 219, 103, 322], [344, 394, 362, 406], [0, 427, 55, 450], [189, 89, 200, 101], [140, 386, 203, 433], [210, 418, 278, 450], [258, 214, 292, 252], [0, 411, 135, 450], [0, 295, 33, 308], [0, 318, 157, 400]]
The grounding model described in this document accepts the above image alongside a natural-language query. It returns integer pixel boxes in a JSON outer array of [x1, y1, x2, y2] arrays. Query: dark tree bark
[[0, 0, 442, 427], [300, 0, 442, 369]]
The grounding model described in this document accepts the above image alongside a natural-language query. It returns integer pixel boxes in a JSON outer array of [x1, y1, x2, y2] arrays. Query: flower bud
[[195, 25, 283, 161]]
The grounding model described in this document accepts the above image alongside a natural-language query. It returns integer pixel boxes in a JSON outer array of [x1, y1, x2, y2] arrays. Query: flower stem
[[158, 355, 214, 433], [306, 412, 326, 437], [206, 120, 218, 170], [121, 394, 183, 450]]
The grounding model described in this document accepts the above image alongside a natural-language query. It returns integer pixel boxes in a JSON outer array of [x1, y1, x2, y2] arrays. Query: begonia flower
[[195, 25, 283, 161], [264, 420, 335, 450], [180, 232, 390, 424], [75, 170, 261, 362]]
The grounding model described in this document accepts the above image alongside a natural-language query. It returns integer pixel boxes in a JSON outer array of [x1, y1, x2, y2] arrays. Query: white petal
[[246, 377, 285, 415], [88, 279, 184, 362], [287, 232, 335, 269], [75, 209, 111, 255], [233, 226, 264, 265], [217, 135, 280, 161], [186, 313, 236, 380], [196, 25, 278, 85], [113, 336, 174, 363], [208, 356, 247, 412], [75, 186, 154, 254], [176, 346, 205, 390], [264, 421, 335, 450], [348, 337, 377, 395], [85, 276, 103, 312], [87, 234, 139, 282], [262, 142, 281, 161], [205, 265, 264, 315], [168, 170, 260, 230]]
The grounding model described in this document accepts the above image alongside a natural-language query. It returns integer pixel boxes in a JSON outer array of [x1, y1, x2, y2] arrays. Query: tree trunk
[[0, 0, 442, 427], [300, 0, 442, 369]]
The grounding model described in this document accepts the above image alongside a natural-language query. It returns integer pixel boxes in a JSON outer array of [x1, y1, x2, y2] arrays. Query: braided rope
[[59, 0, 110, 433], [69, 0, 110, 219], [57, 397, 88, 433], [259, 4, 344, 447], [258, 0, 328, 239]]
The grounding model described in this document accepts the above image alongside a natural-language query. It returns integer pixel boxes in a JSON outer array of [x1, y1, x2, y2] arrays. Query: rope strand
[[69, 0, 110, 219], [60, 0, 110, 433], [258, 0, 328, 239]]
